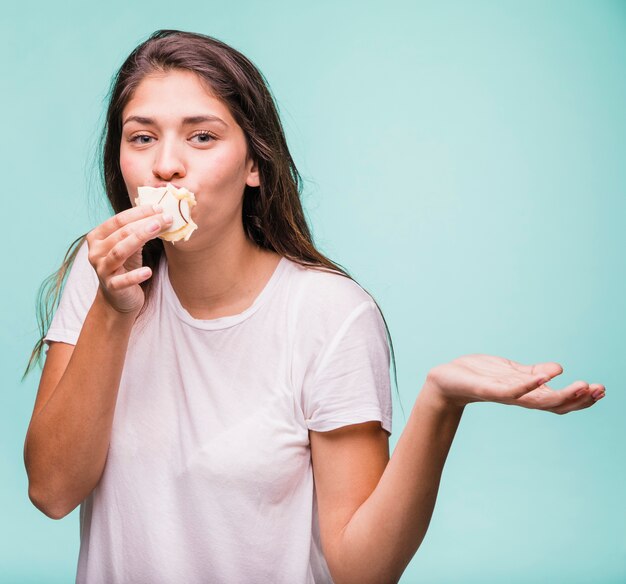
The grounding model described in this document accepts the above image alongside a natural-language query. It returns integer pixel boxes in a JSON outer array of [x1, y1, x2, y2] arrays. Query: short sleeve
[[43, 240, 99, 349], [301, 299, 393, 436]]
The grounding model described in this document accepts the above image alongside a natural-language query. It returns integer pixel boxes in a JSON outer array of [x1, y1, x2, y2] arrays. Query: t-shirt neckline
[[161, 255, 288, 330]]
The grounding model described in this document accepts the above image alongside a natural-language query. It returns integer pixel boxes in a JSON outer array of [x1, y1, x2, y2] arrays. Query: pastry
[[135, 183, 198, 243]]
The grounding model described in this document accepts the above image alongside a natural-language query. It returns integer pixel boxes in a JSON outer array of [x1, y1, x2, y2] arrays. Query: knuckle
[[119, 225, 135, 240], [86, 238, 102, 263], [107, 277, 120, 291], [88, 251, 103, 270], [426, 366, 443, 384], [109, 245, 124, 263], [135, 229, 149, 244], [112, 215, 125, 231]]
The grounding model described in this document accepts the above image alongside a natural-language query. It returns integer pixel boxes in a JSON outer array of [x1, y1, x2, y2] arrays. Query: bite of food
[[135, 183, 198, 243]]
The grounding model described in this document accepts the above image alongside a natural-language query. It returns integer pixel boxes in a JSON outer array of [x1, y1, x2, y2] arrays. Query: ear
[[245, 157, 260, 188]]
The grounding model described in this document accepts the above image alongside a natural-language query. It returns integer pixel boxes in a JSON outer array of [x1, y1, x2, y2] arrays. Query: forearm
[[335, 380, 464, 584], [25, 289, 137, 518]]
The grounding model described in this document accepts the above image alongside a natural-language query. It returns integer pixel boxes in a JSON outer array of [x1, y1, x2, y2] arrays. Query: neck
[[163, 223, 280, 320]]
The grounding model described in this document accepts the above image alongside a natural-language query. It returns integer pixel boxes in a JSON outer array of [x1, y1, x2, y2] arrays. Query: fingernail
[[153, 204, 163, 213], [592, 389, 604, 399], [147, 221, 160, 233]]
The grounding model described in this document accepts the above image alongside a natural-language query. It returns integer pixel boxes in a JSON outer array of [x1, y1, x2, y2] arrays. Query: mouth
[[151, 182, 185, 190]]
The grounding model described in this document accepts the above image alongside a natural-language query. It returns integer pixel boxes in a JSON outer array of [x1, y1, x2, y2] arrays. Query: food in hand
[[135, 183, 198, 243]]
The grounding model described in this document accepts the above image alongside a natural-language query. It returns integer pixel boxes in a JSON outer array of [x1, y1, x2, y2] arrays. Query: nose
[[152, 140, 186, 182]]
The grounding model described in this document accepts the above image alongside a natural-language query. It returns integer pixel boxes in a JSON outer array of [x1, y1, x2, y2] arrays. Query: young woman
[[23, 30, 605, 584]]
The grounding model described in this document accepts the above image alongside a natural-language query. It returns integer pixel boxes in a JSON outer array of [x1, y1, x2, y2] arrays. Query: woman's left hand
[[425, 354, 605, 414]]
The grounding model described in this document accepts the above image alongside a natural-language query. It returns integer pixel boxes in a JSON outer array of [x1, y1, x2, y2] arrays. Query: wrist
[[420, 376, 468, 414], [94, 288, 141, 323]]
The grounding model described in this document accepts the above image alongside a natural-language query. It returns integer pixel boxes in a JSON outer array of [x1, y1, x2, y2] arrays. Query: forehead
[[122, 69, 233, 122]]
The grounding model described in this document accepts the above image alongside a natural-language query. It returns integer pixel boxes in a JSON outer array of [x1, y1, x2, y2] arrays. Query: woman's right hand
[[86, 204, 173, 314]]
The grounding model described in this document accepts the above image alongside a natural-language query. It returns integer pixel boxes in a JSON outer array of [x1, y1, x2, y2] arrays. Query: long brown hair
[[24, 30, 399, 406]]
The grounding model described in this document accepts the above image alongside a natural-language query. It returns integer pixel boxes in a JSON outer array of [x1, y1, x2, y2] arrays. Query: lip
[[152, 183, 167, 189], [151, 182, 184, 190]]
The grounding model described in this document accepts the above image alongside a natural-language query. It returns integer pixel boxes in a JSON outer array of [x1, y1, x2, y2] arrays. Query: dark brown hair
[[24, 30, 398, 403]]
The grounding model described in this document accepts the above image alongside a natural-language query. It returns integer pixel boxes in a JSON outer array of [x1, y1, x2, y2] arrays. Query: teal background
[[2, 0, 625, 582]]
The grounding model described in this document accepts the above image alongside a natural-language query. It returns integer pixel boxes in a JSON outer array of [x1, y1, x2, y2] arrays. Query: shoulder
[[285, 259, 376, 320], [286, 261, 393, 434], [283, 259, 384, 344], [42, 237, 98, 346]]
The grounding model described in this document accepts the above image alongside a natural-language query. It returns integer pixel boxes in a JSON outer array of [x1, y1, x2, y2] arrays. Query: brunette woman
[[24, 30, 605, 584]]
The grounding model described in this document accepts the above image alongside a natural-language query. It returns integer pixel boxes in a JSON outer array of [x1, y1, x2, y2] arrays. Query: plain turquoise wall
[[3, 1, 625, 582]]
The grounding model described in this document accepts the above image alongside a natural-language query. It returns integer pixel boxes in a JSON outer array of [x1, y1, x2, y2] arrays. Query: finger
[[502, 366, 560, 400], [107, 266, 153, 291], [554, 398, 596, 415], [547, 380, 590, 408], [100, 215, 173, 274], [570, 383, 605, 397], [91, 204, 164, 241], [518, 379, 587, 410], [583, 383, 606, 402], [553, 388, 604, 414], [100, 212, 173, 254], [550, 381, 607, 413]]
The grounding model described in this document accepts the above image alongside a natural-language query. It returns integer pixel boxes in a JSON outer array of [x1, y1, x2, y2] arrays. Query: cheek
[[119, 154, 145, 207], [120, 153, 135, 182], [119, 150, 141, 185], [199, 146, 249, 190]]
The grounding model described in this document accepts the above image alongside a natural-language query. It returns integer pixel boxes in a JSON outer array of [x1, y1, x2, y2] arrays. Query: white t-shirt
[[43, 241, 392, 584]]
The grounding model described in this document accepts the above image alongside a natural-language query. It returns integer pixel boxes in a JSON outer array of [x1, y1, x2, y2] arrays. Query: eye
[[128, 134, 154, 145], [190, 131, 217, 144]]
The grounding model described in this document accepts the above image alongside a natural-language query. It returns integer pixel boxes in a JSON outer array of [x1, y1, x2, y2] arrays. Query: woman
[[23, 30, 605, 584]]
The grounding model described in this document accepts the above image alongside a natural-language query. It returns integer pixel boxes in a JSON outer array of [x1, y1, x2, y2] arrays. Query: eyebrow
[[122, 115, 228, 128]]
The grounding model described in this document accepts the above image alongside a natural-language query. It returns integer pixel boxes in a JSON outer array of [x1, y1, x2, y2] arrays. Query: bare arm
[[24, 204, 172, 519], [24, 292, 138, 519], [312, 357, 605, 584], [312, 383, 463, 584]]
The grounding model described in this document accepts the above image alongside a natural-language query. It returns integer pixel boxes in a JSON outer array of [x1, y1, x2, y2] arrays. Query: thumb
[[532, 362, 564, 386]]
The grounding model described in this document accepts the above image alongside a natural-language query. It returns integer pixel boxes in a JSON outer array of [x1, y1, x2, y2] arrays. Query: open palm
[[427, 354, 605, 414]]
